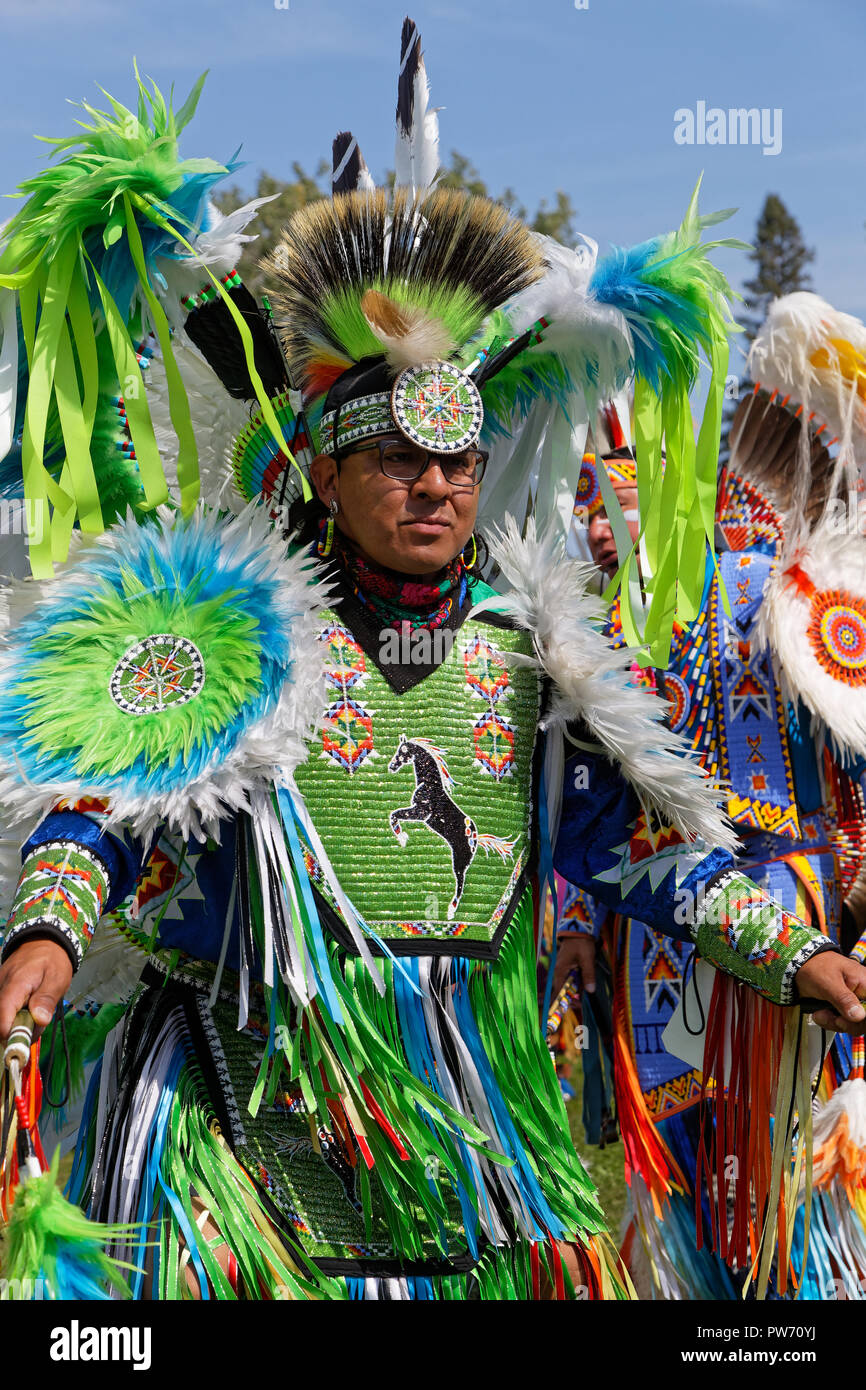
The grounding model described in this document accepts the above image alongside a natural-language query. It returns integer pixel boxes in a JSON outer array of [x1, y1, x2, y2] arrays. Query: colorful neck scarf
[[321, 520, 468, 631]]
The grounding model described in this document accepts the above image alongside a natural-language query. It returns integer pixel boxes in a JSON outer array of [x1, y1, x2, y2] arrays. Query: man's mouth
[[403, 517, 450, 533], [594, 545, 619, 572]]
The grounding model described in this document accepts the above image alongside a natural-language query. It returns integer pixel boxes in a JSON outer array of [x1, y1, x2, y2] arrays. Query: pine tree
[[740, 194, 814, 341], [721, 194, 814, 463]]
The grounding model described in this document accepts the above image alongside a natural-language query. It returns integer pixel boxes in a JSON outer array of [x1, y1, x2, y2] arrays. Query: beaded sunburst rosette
[[807, 590, 866, 687], [390, 360, 484, 453]]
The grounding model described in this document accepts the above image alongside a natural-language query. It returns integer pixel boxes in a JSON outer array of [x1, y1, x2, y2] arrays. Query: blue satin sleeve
[[553, 745, 732, 945]]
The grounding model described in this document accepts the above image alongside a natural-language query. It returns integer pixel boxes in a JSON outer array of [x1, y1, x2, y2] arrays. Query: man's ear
[[309, 454, 338, 507]]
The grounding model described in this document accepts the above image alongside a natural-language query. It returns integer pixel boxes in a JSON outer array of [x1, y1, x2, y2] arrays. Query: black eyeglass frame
[[336, 434, 489, 490]]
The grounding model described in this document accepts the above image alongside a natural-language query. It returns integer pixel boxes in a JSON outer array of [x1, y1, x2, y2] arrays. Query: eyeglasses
[[343, 437, 488, 489]]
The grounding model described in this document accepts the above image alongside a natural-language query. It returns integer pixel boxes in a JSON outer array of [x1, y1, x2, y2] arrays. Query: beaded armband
[[692, 869, 833, 1005], [181, 269, 243, 313], [1, 841, 111, 971]]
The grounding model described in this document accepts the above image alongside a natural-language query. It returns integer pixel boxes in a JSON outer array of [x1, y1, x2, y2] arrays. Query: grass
[[565, 1062, 629, 1237]]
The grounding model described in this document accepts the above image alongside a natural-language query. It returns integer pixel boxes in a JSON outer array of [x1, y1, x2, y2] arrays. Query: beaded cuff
[[1, 841, 111, 971], [692, 869, 834, 1005]]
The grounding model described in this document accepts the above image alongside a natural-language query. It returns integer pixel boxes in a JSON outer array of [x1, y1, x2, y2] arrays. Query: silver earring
[[328, 497, 339, 516]]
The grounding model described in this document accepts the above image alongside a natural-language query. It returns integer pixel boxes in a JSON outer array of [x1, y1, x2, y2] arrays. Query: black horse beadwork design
[[388, 735, 517, 919]]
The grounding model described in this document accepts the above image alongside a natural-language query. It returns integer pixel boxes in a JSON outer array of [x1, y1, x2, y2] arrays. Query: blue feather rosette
[[0, 505, 330, 840]]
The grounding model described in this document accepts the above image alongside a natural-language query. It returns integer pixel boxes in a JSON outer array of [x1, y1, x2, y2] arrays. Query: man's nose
[[413, 462, 451, 499]]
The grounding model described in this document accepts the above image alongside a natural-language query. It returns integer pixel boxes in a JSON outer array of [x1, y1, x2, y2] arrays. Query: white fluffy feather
[[483, 516, 739, 853], [154, 196, 277, 331], [748, 292, 866, 505], [505, 234, 634, 398], [65, 919, 150, 1010], [754, 520, 866, 762], [813, 1077, 866, 1153], [144, 338, 250, 511]]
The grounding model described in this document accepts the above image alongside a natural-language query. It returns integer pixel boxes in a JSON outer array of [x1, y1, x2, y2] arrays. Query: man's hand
[[795, 951, 866, 1034], [552, 933, 596, 1001], [0, 940, 72, 1040]]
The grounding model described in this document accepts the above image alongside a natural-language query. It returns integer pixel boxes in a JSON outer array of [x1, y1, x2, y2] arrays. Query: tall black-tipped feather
[[395, 16, 439, 192], [332, 131, 375, 196]]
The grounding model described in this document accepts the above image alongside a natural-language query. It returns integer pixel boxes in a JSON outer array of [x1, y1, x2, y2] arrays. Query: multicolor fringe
[[611, 943, 688, 1214], [695, 971, 814, 1298], [342, 1234, 625, 1300], [244, 887, 613, 1259], [62, 880, 634, 1297], [70, 999, 335, 1301]]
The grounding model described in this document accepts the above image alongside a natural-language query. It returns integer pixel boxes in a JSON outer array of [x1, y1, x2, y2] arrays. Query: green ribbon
[[86, 254, 169, 515], [128, 190, 311, 503], [122, 194, 200, 516]]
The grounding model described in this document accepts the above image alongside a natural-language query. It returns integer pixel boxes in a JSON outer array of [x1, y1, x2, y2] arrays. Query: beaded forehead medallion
[[390, 360, 483, 453]]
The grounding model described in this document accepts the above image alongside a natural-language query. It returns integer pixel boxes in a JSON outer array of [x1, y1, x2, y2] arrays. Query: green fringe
[[471, 900, 609, 1237], [250, 891, 607, 1260], [149, 1060, 342, 1301]]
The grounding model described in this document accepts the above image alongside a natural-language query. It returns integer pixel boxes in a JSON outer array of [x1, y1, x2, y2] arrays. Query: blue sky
[[2, 0, 865, 383]]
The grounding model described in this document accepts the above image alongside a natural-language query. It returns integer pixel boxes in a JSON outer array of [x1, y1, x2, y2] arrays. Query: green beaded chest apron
[[294, 608, 543, 959], [128, 615, 603, 1282]]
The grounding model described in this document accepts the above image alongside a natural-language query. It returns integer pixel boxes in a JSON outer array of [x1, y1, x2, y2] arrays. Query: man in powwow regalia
[[0, 22, 865, 1301], [556, 310, 866, 1298]]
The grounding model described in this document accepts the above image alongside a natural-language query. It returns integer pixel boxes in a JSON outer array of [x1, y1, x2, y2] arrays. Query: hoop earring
[[463, 534, 478, 571], [318, 498, 338, 557]]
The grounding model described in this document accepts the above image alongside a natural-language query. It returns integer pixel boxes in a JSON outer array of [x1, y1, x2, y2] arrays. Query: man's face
[[586, 482, 640, 578], [310, 434, 479, 575]]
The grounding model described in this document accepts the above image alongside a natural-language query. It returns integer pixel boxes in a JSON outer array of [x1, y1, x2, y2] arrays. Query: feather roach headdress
[[0, 18, 744, 674], [265, 186, 545, 452]]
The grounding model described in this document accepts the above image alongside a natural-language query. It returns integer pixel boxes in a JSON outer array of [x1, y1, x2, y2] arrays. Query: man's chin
[[394, 530, 459, 571]]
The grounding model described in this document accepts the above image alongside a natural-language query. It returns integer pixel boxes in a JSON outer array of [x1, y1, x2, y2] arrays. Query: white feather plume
[[748, 292, 866, 511], [361, 288, 454, 371], [754, 519, 866, 762], [154, 195, 278, 331], [504, 234, 634, 398], [482, 516, 739, 853], [64, 918, 150, 1010], [144, 338, 250, 512], [394, 19, 440, 194]]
